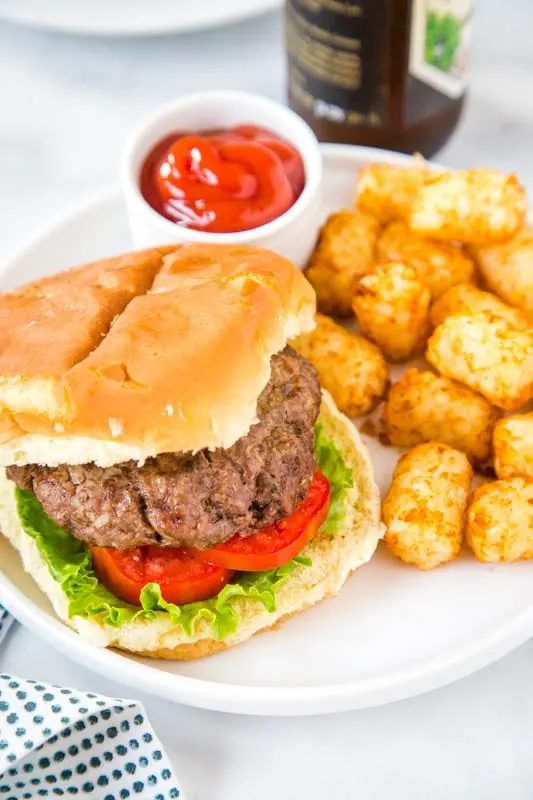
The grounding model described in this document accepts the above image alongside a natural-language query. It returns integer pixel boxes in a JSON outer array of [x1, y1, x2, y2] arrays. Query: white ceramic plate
[[1, 144, 533, 716], [0, 0, 281, 37]]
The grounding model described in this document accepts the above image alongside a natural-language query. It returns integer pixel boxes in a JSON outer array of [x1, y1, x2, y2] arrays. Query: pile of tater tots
[[292, 161, 533, 570]]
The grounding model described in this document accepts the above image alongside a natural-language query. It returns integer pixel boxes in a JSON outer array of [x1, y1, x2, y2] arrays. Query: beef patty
[[8, 347, 321, 550]]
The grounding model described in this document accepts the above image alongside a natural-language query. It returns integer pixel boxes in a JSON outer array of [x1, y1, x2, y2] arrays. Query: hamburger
[[0, 244, 381, 659]]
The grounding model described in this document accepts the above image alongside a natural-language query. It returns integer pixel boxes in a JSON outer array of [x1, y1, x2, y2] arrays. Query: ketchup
[[140, 125, 305, 234]]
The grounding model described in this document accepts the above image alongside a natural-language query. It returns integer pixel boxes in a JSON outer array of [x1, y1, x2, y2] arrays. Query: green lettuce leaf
[[315, 422, 354, 533], [15, 426, 352, 641]]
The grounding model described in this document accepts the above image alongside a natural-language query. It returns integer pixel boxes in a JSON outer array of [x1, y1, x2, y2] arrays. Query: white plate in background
[[0, 0, 282, 37], [1, 144, 533, 716]]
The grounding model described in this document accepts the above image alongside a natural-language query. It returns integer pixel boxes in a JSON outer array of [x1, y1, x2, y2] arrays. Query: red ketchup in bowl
[[140, 125, 305, 234]]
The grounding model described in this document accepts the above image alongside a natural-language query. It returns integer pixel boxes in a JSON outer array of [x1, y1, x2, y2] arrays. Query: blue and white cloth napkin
[[0, 605, 182, 799]]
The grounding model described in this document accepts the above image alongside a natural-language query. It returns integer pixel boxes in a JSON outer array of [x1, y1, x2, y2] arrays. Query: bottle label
[[409, 0, 473, 99], [286, 0, 390, 128]]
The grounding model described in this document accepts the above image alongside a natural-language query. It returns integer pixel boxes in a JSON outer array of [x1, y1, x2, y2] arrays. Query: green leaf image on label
[[424, 11, 461, 73]]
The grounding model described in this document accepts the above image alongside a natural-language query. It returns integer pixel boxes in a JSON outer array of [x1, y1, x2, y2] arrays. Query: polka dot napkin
[[0, 606, 181, 799]]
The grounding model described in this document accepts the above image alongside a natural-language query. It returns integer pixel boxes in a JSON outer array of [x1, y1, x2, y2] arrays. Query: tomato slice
[[188, 469, 330, 572], [91, 545, 234, 607], [91, 469, 329, 605]]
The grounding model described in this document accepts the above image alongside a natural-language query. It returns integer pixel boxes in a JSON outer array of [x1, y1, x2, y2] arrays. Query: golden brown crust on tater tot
[[466, 478, 533, 562], [352, 262, 431, 361], [291, 313, 389, 417], [430, 285, 530, 330], [305, 209, 381, 317], [410, 169, 527, 246], [383, 442, 473, 570], [426, 312, 533, 410], [377, 221, 476, 299], [383, 368, 499, 465], [471, 226, 533, 317], [355, 163, 430, 224], [493, 414, 533, 480]]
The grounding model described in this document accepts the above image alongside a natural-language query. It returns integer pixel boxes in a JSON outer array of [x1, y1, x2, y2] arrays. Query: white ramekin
[[120, 91, 323, 268]]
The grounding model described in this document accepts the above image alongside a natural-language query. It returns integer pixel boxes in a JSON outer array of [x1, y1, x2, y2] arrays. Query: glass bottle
[[285, 0, 474, 158]]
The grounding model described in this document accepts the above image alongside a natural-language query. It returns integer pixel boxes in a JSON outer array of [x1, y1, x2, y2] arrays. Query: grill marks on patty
[[8, 347, 321, 550]]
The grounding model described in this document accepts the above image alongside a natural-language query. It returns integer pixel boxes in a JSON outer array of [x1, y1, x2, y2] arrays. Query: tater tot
[[410, 169, 527, 245], [383, 442, 472, 570], [430, 284, 530, 330], [493, 414, 533, 479], [355, 162, 430, 224], [352, 262, 431, 361], [471, 226, 533, 317], [291, 313, 389, 417], [426, 312, 533, 410], [377, 221, 476, 299], [305, 209, 381, 317], [466, 478, 533, 562], [383, 369, 499, 465]]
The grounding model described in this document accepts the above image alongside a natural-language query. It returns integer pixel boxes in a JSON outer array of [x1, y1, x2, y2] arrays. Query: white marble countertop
[[1, 2, 533, 798]]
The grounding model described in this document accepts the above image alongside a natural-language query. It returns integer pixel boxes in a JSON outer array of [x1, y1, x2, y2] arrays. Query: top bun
[[0, 244, 315, 467]]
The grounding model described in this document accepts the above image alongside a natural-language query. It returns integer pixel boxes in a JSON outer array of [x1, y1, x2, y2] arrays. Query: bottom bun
[[0, 390, 382, 660]]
